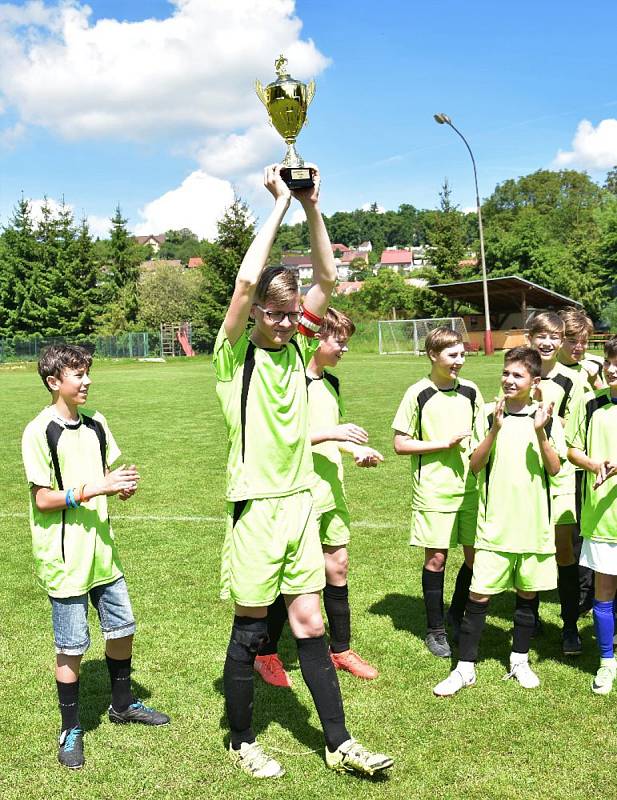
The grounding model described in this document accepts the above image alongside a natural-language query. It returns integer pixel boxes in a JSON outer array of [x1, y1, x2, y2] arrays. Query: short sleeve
[[22, 422, 53, 487], [99, 414, 121, 466], [471, 403, 491, 452], [392, 388, 419, 436], [565, 393, 586, 451], [548, 415, 567, 462], [213, 324, 250, 382]]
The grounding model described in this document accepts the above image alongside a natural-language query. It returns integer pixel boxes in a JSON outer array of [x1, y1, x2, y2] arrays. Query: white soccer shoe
[[503, 654, 540, 689], [433, 666, 476, 697]]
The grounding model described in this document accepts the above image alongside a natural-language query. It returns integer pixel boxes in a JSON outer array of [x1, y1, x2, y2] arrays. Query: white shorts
[[580, 539, 617, 576]]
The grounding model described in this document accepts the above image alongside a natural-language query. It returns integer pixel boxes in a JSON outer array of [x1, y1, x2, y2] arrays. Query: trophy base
[[281, 166, 314, 189]]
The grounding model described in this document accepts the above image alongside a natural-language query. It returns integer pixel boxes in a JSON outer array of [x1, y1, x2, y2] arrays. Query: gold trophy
[[256, 54, 315, 189]]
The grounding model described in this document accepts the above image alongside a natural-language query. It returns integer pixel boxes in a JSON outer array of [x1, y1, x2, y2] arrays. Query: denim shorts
[[49, 577, 136, 656]]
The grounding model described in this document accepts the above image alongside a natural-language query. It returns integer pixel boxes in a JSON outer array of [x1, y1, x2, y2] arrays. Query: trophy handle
[[255, 79, 267, 108], [306, 79, 315, 107]]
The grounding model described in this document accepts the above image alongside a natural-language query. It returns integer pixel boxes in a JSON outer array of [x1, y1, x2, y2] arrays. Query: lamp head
[[433, 113, 452, 125]]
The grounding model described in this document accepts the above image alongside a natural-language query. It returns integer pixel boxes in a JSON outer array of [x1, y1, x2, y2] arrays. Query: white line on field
[[0, 512, 400, 529]]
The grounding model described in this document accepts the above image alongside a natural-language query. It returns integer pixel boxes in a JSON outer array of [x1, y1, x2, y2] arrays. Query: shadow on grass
[[79, 658, 152, 733]]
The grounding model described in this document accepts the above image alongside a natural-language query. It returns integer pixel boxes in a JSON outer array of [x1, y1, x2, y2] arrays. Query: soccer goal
[[378, 317, 469, 355]]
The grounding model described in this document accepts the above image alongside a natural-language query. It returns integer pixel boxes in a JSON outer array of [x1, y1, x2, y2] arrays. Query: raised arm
[[298, 165, 337, 318], [223, 165, 291, 345]]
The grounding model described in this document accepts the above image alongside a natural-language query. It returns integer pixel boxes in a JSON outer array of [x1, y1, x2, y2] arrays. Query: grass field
[[2, 352, 616, 800]]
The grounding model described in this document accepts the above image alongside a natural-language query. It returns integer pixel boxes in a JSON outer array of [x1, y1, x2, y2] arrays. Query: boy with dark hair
[[254, 307, 383, 687], [527, 311, 586, 654], [215, 164, 393, 779], [392, 327, 483, 658], [21, 344, 169, 770], [433, 347, 564, 696], [567, 336, 617, 694]]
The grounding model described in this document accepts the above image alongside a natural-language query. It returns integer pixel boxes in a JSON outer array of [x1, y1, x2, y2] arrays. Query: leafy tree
[[604, 167, 617, 196], [429, 179, 467, 282], [137, 265, 203, 330], [196, 195, 255, 350]]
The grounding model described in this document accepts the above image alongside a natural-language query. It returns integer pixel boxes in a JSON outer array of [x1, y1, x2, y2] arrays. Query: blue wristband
[[66, 488, 78, 509]]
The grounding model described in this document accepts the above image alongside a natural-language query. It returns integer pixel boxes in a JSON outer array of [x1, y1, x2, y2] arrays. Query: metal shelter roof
[[428, 275, 582, 313]]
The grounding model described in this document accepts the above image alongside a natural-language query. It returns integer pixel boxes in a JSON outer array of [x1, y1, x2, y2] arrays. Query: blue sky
[[1, 0, 616, 239]]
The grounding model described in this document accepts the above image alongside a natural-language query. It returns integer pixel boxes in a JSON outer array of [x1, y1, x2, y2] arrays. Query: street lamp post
[[433, 113, 494, 355]]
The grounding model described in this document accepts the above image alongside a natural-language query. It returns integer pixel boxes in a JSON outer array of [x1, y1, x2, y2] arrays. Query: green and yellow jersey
[[392, 377, 483, 512], [214, 324, 319, 501], [21, 406, 123, 598], [473, 401, 566, 554], [566, 388, 617, 542], [308, 371, 347, 515]]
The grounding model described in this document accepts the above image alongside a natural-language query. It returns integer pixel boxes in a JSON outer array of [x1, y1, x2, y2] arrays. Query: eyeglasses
[[255, 305, 301, 324]]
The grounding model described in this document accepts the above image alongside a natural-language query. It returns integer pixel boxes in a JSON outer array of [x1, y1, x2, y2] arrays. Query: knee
[[555, 543, 574, 567], [326, 549, 349, 583], [425, 550, 447, 571], [227, 617, 269, 663], [294, 609, 325, 639]]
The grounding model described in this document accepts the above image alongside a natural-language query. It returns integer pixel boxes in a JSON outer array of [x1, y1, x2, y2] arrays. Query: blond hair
[[527, 311, 565, 338], [320, 307, 356, 339], [558, 307, 594, 339], [424, 327, 462, 356], [255, 266, 299, 305]]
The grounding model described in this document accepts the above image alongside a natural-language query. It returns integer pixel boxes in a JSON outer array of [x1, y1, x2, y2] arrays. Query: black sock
[[258, 594, 287, 656], [530, 593, 540, 623], [106, 655, 134, 712], [296, 635, 350, 752], [324, 584, 351, 654], [449, 562, 473, 622], [512, 595, 536, 654], [558, 564, 580, 631], [422, 567, 445, 632], [224, 616, 268, 749], [458, 598, 489, 662], [57, 680, 80, 731]]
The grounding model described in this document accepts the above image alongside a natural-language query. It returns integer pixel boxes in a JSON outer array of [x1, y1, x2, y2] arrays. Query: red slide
[[176, 326, 195, 356]]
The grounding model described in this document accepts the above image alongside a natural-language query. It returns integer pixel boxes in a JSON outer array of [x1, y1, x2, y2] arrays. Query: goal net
[[378, 317, 469, 355]]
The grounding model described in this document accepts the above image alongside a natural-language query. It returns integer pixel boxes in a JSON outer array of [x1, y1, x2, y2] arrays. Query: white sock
[[600, 657, 617, 668], [456, 660, 475, 678], [510, 651, 529, 666]]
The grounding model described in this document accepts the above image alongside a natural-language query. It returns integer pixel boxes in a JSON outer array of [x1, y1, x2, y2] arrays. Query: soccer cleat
[[330, 649, 379, 680], [503, 656, 540, 689], [433, 667, 476, 697], [425, 631, 451, 658], [446, 610, 461, 644], [254, 654, 292, 688], [325, 738, 393, 776], [591, 662, 617, 695], [108, 700, 170, 725], [58, 726, 85, 769], [562, 628, 582, 656], [228, 740, 285, 779]]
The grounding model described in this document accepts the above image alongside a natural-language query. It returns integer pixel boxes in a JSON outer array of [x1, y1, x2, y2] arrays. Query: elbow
[[548, 462, 561, 477]]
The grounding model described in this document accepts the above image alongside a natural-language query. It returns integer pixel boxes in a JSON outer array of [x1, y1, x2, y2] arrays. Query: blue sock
[[593, 600, 615, 659]]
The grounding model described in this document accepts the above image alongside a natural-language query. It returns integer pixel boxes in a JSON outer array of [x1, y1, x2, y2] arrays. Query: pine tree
[[2, 197, 43, 335], [105, 205, 142, 327], [430, 179, 466, 282]]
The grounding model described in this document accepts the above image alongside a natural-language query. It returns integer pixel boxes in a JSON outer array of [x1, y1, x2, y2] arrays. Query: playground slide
[[176, 329, 195, 356]]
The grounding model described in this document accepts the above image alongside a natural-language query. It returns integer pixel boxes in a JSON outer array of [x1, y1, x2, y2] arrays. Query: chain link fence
[[0, 332, 157, 362]]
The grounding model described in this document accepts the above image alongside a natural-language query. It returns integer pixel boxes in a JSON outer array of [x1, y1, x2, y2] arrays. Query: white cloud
[[553, 119, 617, 170], [0, 121, 25, 148], [134, 170, 236, 240], [197, 124, 281, 179], [87, 214, 112, 239], [29, 195, 72, 222], [361, 202, 385, 213], [0, 0, 329, 143]]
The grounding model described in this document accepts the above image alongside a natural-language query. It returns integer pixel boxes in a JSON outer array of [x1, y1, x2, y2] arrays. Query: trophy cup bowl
[[256, 55, 315, 189]]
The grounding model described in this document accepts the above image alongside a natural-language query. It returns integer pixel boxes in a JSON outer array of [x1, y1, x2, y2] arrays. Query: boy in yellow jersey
[[558, 307, 605, 615], [392, 328, 483, 658], [21, 345, 169, 770], [527, 312, 586, 654], [434, 347, 564, 696], [567, 336, 617, 694], [215, 165, 392, 779], [255, 308, 383, 686]]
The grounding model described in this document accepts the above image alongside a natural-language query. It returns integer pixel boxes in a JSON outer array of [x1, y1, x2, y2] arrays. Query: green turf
[[2, 352, 616, 799]]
